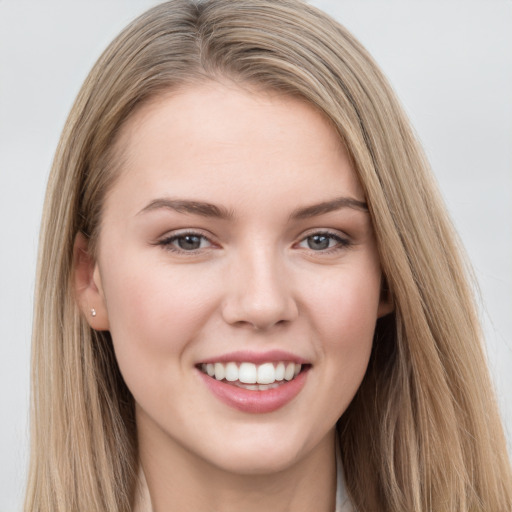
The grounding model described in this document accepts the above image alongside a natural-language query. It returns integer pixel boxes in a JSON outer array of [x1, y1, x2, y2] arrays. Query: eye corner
[[295, 230, 352, 254], [156, 230, 218, 255]]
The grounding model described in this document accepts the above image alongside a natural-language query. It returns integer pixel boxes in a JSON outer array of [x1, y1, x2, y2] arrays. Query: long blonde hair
[[26, 1, 512, 510]]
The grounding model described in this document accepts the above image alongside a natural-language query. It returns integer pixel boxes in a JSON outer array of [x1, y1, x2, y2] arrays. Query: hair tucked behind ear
[[26, 1, 512, 511]]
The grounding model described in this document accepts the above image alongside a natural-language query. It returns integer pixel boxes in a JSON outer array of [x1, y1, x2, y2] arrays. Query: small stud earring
[[91, 308, 97, 317]]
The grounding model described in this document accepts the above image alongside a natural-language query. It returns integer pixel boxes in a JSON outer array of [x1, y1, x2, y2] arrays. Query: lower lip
[[198, 369, 309, 414]]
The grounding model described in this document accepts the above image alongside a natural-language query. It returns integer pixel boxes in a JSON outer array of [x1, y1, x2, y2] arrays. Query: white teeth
[[239, 362, 257, 384], [225, 362, 238, 382], [275, 362, 285, 381], [257, 363, 275, 384], [284, 362, 295, 381], [259, 383, 280, 390], [214, 362, 225, 381], [202, 361, 303, 385]]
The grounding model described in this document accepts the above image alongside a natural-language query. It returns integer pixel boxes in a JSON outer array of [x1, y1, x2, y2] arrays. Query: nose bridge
[[222, 240, 297, 329]]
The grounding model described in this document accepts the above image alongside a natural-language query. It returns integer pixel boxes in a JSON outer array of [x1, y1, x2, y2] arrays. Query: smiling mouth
[[198, 361, 308, 390]]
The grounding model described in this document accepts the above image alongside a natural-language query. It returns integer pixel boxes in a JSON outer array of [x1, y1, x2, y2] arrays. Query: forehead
[[104, 82, 364, 217]]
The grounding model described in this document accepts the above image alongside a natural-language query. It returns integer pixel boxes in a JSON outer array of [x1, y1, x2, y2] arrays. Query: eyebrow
[[290, 196, 368, 219], [137, 198, 234, 219], [137, 196, 368, 220]]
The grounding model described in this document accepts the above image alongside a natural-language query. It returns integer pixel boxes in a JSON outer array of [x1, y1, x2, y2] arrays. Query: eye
[[158, 232, 213, 253], [297, 232, 350, 252]]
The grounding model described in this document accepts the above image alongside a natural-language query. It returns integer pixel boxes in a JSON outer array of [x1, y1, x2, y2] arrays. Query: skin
[[75, 82, 392, 512]]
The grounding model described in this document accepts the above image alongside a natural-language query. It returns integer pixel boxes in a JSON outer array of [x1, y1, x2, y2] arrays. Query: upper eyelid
[[155, 228, 351, 245], [297, 228, 350, 241], [156, 232, 216, 255], [158, 228, 214, 241], [157, 228, 349, 238], [295, 230, 352, 251]]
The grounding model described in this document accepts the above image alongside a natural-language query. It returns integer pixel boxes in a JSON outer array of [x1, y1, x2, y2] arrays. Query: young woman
[[25, 1, 512, 511]]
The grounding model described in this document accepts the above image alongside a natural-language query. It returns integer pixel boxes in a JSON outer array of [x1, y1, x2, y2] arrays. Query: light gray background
[[1, 1, 511, 510]]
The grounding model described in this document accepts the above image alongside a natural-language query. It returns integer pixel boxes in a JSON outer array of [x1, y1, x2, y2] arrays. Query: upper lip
[[198, 350, 310, 365]]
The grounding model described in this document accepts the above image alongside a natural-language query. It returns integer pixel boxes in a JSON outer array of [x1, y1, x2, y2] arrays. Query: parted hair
[[26, 1, 512, 511]]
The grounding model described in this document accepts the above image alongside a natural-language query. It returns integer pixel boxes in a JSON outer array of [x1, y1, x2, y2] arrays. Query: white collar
[[335, 436, 354, 512]]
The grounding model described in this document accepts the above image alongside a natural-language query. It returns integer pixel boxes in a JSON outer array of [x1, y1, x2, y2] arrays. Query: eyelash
[[156, 230, 351, 255], [157, 231, 214, 254], [296, 231, 351, 254]]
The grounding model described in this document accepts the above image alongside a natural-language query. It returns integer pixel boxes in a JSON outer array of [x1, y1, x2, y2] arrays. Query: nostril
[[221, 295, 298, 330]]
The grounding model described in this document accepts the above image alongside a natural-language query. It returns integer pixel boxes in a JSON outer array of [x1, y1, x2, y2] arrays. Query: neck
[[137, 413, 337, 512]]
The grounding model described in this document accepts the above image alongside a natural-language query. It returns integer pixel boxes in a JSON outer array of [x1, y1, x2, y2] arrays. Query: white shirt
[[335, 437, 354, 512]]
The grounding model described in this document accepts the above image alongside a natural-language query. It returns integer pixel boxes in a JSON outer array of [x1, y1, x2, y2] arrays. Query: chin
[[210, 448, 301, 476], [198, 428, 315, 476]]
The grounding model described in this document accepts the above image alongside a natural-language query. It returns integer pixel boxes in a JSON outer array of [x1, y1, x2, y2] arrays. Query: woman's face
[[80, 82, 390, 474]]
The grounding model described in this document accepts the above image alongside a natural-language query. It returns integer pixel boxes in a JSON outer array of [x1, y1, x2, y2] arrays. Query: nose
[[221, 246, 298, 330]]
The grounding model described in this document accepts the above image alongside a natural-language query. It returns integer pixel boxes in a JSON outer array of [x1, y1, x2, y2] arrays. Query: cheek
[[100, 254, 222, 381], [306, 261, 382, 341], [303, 263, 381, 404]]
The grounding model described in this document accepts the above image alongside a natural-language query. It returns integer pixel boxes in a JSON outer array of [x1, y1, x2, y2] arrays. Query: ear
[[73, 232, 110, 330], [377, 276, 394, 318]]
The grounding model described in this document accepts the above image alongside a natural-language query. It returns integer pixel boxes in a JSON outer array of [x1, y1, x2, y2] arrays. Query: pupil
[[308, 235, 329, 250], [178, 235, 201, 250]]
